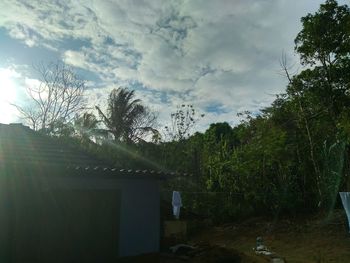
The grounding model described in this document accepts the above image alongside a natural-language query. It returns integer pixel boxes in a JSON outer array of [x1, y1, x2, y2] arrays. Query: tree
[[14, 62, 86, 131], [295, 0, 350, 67], [295, 0, 350, 117], [95, 87, 158, 143], [280, 53, 324, 206], [164, 104, 204, 141], [74, 112, 100, 143], [204, 122, 234, 144], [293, 0, 350, 207]]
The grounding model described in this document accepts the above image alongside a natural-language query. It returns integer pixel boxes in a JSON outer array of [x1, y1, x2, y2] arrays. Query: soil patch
[[192, 209, 350, 262]]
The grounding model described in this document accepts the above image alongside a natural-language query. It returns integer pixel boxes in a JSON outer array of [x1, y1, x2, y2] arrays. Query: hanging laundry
[[172, 191, 182, 219], [339, 192, 350, 232]]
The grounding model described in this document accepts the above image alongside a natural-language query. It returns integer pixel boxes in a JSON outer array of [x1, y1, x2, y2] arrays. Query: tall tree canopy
[[95, 87, 158, 143], [294, 0, 350, 116], [295, 0, 350, 66]]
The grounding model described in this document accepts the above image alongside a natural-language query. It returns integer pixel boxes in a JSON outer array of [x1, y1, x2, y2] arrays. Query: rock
[[169, 244, 196, 254], [271, 258, 285, 263]]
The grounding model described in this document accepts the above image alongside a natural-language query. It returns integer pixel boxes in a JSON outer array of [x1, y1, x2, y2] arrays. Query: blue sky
[[0, 0, 347, 131]]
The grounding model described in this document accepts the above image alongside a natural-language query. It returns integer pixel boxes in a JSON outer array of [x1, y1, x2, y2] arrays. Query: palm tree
[[95, 87, 158, 143], [74, 112, 100, 143]]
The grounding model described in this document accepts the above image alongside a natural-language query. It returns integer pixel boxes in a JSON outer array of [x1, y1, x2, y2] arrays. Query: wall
[[0, 170, 160, 261], [48, 175, 161, 257], [118, 178, 160, 257], [0, 173, 14, 262]]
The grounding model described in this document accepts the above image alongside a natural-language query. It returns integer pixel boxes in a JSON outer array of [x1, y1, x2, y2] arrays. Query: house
[[0, 123, 164, 262]]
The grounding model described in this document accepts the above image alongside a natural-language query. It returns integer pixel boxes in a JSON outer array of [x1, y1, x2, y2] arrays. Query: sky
[[0, 0, 348, 132]]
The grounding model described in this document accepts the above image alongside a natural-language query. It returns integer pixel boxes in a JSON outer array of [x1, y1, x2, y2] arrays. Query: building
[[0, 123, 164, 262]]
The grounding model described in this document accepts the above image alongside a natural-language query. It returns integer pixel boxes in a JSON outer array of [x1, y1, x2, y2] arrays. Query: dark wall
[[0, 170, 45, 262], [44, 175, 161, 257], [0, 170, 160, 262], [0, 177, 10, 262], [39, 189, 121, 263], [118, 178, 160, 257]]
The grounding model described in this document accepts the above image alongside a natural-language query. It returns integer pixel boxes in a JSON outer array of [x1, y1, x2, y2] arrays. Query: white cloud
[[0, 0, 342, 130]]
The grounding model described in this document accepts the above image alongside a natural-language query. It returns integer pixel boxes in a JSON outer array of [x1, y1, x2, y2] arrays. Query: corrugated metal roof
[[65, 166, 190, 179], [0, 123, 189, 179], [0, 123, 106, 167]]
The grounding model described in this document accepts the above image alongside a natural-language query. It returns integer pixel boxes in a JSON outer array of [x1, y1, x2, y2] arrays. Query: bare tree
[[164, 104, 204, 141], [14, 62, 86, 131]]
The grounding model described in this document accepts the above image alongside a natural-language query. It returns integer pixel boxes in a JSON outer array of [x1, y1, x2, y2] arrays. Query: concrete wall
[[0, 171, 160, 261], [0, 174, 14, 262], [48, 176, 161, 257], [118, 178, 160, 257]]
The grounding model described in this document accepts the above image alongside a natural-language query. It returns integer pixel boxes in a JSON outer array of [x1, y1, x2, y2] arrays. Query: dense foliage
[[46, 0, 350, 222]]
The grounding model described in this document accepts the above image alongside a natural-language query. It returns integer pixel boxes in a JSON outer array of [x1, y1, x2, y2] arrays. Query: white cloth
[[172, 191, 182, 206], [339, 192, 350, 232], [173, 206, 181, 219], [172, 191, 182, 219]]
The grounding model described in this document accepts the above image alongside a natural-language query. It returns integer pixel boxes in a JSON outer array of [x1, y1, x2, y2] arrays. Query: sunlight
[[0, 68, 18, 124]]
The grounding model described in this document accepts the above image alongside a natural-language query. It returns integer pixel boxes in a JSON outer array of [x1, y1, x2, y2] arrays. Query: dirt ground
[[120, 246, 268, 263], [121, 209, 350, 262], [191, 209, 350, 263], [160, 245, 269, 263]]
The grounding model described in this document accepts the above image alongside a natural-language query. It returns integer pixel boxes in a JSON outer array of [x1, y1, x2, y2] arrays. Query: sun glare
[[0, 68, 18, 124]]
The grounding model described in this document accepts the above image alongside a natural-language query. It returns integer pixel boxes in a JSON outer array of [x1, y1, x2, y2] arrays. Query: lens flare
[[0, 68, 18, 124]]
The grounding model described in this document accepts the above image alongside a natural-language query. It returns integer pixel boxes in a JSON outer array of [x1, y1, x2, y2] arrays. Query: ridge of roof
[[66, 166, 191, 177], [0, 123, 188, 179], [0, 123, 108, 167]]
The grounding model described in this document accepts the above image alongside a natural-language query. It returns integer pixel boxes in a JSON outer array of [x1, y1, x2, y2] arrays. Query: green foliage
[[321, 140, 346, 209], [96, 87, 158, 143], [295, 0, 350, 66], [42, 0, 350, 222], [46, 118, 75, 137], [73, 112, 100, 143]]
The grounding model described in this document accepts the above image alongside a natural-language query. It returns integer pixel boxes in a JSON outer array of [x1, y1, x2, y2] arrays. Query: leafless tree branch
[[14, 61, 86, 131]]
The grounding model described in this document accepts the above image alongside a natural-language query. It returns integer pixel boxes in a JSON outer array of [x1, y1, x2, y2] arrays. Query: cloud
[[0, 0, 340, 130]]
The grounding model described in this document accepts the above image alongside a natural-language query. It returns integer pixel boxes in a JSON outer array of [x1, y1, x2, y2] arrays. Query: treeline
[[155, 0, 350, 220], [16, 0, 350, 221]]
